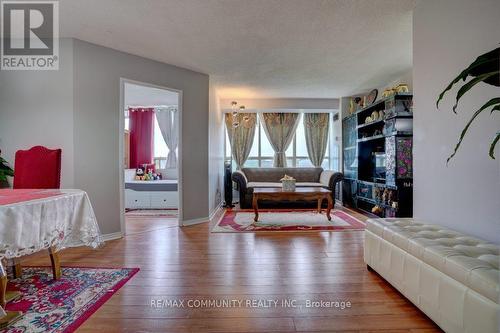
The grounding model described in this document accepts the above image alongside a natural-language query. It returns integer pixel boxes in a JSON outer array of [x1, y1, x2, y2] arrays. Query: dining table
[[0, 189, 102, 328]]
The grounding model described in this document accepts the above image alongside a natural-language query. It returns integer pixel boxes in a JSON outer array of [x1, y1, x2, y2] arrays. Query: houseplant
[[436, 47, 499, 163], [0, 149, 14, 187]]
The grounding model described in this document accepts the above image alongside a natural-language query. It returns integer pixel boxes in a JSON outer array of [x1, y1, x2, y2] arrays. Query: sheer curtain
[[304, 113, 330, 167], [155, 108, 179, 168], [260, 113, 300, 167], [225, 113, 257, 169]]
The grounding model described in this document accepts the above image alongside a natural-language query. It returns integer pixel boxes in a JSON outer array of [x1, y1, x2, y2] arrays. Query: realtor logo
[[1, 0, 59, 70]]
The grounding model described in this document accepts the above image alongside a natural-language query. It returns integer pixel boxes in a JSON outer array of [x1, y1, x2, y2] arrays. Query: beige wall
[[73, 40, 209, 233], [208, 80, 224, 214], [413, 0, 500, 243], [0, 39, 75, 188]]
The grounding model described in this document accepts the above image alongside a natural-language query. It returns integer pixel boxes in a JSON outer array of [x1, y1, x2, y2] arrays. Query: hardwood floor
[[21, 208, 442, 333]]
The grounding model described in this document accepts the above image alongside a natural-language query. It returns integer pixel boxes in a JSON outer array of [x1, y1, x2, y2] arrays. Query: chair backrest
[[13, 146, 62, 189]]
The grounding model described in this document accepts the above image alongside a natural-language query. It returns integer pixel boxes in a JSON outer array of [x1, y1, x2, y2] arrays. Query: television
[[373, 152, 386, 181]]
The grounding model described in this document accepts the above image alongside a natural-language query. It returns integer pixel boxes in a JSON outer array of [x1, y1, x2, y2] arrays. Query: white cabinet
[[125, 189, 178, 209], [150, 192, 178, 208], [125, 190, 149, 209]]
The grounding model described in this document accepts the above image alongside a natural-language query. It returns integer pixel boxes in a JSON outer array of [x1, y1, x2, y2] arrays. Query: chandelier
[[231, 101, 246, 129]]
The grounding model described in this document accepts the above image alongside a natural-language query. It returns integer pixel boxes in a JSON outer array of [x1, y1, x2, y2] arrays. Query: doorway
[[119, 79, 183, 235]]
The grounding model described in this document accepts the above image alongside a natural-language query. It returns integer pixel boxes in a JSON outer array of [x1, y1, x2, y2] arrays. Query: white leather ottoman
[[364, 218, 499, 333]]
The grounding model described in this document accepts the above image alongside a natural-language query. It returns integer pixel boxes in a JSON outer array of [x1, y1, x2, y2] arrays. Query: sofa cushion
[[366, 218, 499, 304], [242, 167, 323, 183], [247, 182, 324, 188]]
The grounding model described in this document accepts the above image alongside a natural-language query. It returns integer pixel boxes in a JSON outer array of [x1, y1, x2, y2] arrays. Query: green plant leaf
[[446, 98, 500, 164], [489, 133, 500, 159], [0, 169, 13, 182], [451, 71, 499, 113], [470, 48, 500, 86], [436, 47, 499, 108], [0, 156, 14, 182]]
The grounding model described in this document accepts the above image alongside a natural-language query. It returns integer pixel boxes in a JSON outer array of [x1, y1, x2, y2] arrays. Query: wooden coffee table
[[252, 187, 333, 222]]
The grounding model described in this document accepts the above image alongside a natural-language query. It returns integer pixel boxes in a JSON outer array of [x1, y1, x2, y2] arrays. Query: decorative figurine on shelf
[[371, 205, 383, 215], [382, 89, 393, 98], [381, 188, 389, 204], [382, 83, 410, 98], [349, 98, 355, 114], [396, 84, 409, 93], [365, 89, 378, 105], [354, 96, 364, 110], [388, 190, 395, 204]]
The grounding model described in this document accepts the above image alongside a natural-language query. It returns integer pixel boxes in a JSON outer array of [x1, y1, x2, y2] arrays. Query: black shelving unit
[[341, 113, 358, 208], [357, 134, 385, 143], [342, 93, 413, 217]]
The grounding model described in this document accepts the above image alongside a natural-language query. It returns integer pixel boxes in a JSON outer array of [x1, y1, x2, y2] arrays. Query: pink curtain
[[129, 108, 154, 168]]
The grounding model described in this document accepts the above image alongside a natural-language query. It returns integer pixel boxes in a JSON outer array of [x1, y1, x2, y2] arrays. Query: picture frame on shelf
[[366, 89, 378, 105]]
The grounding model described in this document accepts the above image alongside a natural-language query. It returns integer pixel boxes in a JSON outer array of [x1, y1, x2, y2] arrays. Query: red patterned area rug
[[3, 267, 139, 333], [212, 209, 366, 233]]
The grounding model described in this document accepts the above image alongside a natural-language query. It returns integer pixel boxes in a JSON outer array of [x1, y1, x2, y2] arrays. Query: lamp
[[232, 102, 244, 129], [231, 101, 238, 117], [242, 106, 249, 122]]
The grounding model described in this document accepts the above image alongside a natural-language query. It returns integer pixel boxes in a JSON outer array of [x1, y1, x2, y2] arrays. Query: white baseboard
[[181, 202, 224, 227], [209, 203, 225, 225], [181, 216, 209, 226], [68, 231, 123, 248], [101, 231, 123, 241]]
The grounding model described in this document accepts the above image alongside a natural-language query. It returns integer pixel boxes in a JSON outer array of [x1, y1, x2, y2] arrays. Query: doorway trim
[[119, 78, 183, 235]]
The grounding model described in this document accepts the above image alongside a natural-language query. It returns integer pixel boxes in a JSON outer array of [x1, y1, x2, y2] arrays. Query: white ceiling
[[124, 82, 179, 107], [60, 0, 415, 99]]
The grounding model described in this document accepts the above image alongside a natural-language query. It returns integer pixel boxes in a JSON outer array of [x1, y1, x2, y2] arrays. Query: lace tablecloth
[[0, 189, 102, 318]]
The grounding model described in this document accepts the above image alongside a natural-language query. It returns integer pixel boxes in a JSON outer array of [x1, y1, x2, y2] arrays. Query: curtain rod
[[126, 105, 178, 111], [221, 109, 338, 113]]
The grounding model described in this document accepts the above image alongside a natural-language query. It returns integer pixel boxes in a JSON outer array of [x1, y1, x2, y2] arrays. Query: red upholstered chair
[[13, 146, 61, 189], [12, 146, 62, 280]]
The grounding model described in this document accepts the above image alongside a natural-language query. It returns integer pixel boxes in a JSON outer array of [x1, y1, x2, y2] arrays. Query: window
[[225, 113, 332, 169], [153, 116, 170, 169], [124, 109, 130, 131]]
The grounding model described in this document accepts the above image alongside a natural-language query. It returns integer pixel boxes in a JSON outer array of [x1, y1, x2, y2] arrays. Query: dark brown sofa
[[232, 167, 343, 209]]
